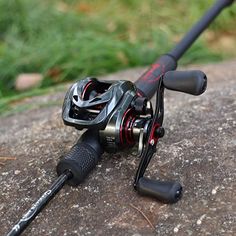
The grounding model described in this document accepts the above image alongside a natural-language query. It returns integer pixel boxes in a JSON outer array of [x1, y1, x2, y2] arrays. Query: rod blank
[[7, 171, 72, 236]]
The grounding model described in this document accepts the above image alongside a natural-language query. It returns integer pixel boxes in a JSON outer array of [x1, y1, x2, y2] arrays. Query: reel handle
[[136, 177, 182, 203], [163, 70, 207, 95], [57, 130, 103, 186]]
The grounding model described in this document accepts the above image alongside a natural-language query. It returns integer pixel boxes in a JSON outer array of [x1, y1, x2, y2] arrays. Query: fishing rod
[[7, 0, 235, 235]]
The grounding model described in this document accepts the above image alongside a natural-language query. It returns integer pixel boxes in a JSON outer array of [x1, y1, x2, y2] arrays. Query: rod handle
[[56, 130, 103, 186]]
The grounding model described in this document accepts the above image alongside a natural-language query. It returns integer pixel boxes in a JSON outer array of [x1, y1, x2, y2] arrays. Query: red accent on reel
[[81, 81, 93, 100], [120, 108, 136, 147]]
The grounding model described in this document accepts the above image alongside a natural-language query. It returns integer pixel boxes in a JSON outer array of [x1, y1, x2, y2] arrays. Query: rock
[[0, 60, 236, 236], [14, 170, 21, 175], [15, 73, 43, 91]]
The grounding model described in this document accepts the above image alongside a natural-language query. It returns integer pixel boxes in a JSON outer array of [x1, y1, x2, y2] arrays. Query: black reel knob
[[136, 177, 182, 203]]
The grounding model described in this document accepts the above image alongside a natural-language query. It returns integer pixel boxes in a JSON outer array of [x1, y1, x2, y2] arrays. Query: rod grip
[[163, 70, 207, 95], [135, 54, 177, 99], [56, 130, 103, 186], [136, 177, 182, 203]]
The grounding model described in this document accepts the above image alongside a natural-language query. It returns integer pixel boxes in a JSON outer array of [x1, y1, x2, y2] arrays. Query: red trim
[[119, 108, 136, 147], [81, 81, 93, 100], [130, 117, 136, 141], [136, 90, 144, 97], [119, 108, 131, 146], [141, 63, 165, 83], [142, 64, 160, 81], [125, 115, 134, 145]]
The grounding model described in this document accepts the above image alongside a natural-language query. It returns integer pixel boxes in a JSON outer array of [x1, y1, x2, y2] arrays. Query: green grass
[[0, 0, 235, 99], [0, 83, 66, 116]]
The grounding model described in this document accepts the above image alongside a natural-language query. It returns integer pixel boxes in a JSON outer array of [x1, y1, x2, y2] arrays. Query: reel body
[[62, 77, 154, 153]]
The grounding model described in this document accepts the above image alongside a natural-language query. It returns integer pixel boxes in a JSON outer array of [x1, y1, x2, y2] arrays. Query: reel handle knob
[[136, 177, 182, 203], [163, 70, 207, 95], [56, 130, 103, 186]]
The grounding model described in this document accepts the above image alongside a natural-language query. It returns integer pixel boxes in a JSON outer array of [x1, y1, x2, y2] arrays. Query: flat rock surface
[[0, 60, 236, 236]]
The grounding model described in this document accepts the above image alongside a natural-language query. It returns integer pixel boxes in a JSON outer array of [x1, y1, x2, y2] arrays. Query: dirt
[[0, 60, 236, 236]]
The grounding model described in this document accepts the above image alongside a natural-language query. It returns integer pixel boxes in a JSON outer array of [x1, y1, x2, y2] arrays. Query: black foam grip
[[136, 177, 182, 204], [56, 131, 103, 186], [163, 70, 207, 95]]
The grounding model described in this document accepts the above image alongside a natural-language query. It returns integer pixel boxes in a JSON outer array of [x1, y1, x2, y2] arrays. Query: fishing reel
[[62, 77, 153, 152], [61, 70, 207, 203]]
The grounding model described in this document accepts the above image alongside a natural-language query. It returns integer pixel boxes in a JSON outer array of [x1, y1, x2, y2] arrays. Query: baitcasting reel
[[61, 70, 207, 203]]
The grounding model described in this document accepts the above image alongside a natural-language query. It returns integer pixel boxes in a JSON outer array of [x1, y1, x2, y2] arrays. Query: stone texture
[[15, 73, 43, 91], [0, 60, 236, 236]]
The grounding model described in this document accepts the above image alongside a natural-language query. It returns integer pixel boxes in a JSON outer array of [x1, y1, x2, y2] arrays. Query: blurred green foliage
[[0, 0, 235, 98]]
